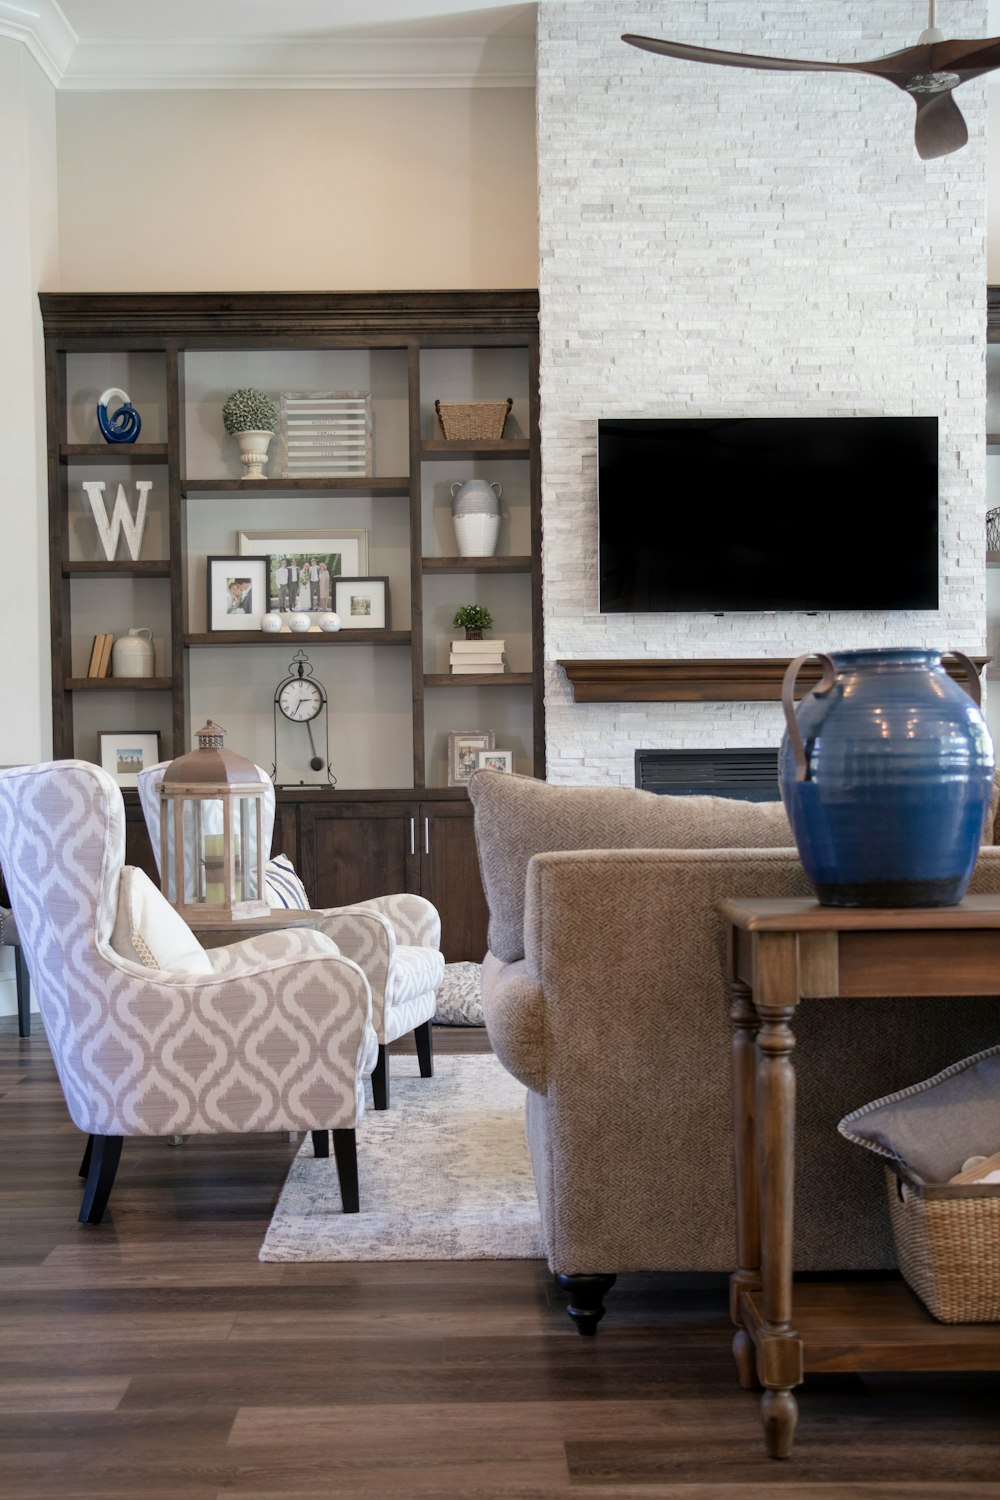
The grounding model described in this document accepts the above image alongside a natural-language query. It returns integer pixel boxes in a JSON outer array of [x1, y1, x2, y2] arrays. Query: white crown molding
[[0, 0, 76, 85], [0, 5, 535, 90]]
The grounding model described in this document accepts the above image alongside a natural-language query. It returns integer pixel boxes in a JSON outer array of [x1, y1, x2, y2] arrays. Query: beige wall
[[0, 38, 58, 1016], [56, 87, 538, 290]]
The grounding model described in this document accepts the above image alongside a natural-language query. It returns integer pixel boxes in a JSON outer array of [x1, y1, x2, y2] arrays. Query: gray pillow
[[467, 771, 793, 964]]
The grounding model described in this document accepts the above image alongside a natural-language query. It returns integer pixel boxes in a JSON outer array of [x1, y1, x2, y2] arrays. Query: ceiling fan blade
[[913, 90, 969, 158], [622, 33, 852, 74]]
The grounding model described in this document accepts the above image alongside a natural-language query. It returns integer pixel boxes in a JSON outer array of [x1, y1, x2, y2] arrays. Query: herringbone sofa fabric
[[0, 762, 377, 1138], [468, 771, 793, 963], [474, 774, 1000, 1277]]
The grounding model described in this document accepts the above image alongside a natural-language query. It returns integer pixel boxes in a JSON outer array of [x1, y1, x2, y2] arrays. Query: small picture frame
[[448, 729, 495, 788], [333, 576, 389, 630], [98, 730, 162, 789], [477, 749, 514, 774], [208, 555, 268, 632]]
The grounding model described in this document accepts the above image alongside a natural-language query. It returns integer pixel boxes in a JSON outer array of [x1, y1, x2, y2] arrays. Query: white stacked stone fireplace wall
[[537, 0, 988, 784]]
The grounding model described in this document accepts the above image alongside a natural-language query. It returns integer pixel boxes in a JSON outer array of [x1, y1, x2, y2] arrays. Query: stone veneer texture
[[537, 0, 987, 785]]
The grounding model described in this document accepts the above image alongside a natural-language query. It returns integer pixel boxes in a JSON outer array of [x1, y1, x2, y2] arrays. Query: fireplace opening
[[635, 749, 780, 802]]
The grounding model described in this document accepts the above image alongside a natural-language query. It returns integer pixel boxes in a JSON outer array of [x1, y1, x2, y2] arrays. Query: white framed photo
[[477, 748, 513, 774], [238, 529, 368, 583], [448, 729, 495, 787], [334, 576, 389, 630], [207, 555, 268, 631], [98, 730, 162, 789]]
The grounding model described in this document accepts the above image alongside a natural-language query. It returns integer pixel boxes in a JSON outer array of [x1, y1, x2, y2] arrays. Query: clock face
[[278, 678, 323, 722]]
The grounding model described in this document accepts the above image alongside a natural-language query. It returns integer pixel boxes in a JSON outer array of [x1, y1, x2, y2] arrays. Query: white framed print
[[98, 730, 162, 789], [238, 529, 368, 580], [207, 555, 268, 631], [334, 576, 389, 630], [448, 729, 495, 787], [477, 748, 514, 774]]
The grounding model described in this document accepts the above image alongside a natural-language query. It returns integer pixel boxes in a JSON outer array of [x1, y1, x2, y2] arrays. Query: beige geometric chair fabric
[[0, 761, 378, 1223], [138, 761, 445, 1108]]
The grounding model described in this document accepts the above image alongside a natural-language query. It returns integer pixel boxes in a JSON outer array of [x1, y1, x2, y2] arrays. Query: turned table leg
[[753, 931, 803, 1459], [728, 976, 761, 1391]]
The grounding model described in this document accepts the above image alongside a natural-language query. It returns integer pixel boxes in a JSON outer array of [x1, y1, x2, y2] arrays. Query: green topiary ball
[[222, 388, 278, 435]]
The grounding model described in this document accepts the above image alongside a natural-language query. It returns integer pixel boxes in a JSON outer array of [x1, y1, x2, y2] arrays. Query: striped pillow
[[265, 853, 310, 910]]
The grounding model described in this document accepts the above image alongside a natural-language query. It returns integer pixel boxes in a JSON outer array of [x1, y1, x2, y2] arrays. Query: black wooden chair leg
[[414, 1020, 434, 1079], [371, 1044, 389, 1109], [14, 945, 30, 1038], [79, 1135, 123, 1225], [332, 1128, 359, 1213], [555, 1272, 617, 1335], [78, 1134, 94, 1178], [311, 1129, 330, 1158]]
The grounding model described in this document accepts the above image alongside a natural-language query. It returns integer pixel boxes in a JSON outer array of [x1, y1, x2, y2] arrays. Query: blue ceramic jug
[[779, 648, 994, 907]]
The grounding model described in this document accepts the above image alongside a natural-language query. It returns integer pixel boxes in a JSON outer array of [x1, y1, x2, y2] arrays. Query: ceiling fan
[[623, 2, 1000, 160]]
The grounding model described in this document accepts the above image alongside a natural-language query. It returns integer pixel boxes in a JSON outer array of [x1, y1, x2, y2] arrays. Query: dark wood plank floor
[[2, 1015, 1000, 1499]]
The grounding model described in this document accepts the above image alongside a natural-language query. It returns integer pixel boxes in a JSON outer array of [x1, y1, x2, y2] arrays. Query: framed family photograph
[[447, 729, 495, 788], [98, 730, 162, 789], [477, 748, 514, 774], [334, 577, 389, 630], [207, 555, 268, 631], [238, 530, 369, 615]]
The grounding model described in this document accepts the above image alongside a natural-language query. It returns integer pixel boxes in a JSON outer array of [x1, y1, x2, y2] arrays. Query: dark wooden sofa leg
[[555, 1272, 617, 1335], [332, 1128, 359, 1213], [79, 1135, 94, 1178], [414, 1020, 434, 1079], [311, 1130, 329, 1158], [79, 1135, 123, 1225], [14, 945, 30, 1038], [372, 1044, 389, 1110]]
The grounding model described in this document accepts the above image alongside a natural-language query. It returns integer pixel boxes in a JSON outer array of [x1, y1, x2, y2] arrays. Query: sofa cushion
[[468, 771, 794, 963], [111, 866, 213, 974], [265, 853, 311, 910]]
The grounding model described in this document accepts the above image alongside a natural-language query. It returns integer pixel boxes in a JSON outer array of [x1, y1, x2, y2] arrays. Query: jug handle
[[943, 650, 982, 708], [491, 482, 503, 503], [450, 482, 462, 498], [781, 652, 836, 782], [136, 627, 153, 640]]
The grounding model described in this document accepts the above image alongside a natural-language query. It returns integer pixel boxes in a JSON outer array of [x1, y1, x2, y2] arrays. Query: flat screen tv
[[598, 416, 939, 613]]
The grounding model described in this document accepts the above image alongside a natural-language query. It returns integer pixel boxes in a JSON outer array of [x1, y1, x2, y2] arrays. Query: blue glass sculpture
[[97, 387, 141, 444]]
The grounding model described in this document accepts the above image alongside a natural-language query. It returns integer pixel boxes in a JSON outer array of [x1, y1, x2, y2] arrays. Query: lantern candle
[[203, 834, 225, 904]]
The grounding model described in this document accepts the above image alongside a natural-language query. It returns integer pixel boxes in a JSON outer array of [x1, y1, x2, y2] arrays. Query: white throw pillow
[[265, 853, 311, 910], [111, 866, 213, 974]]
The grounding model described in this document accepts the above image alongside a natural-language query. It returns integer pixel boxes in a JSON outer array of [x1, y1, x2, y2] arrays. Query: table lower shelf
[[741, 1280, 1000, 1376]]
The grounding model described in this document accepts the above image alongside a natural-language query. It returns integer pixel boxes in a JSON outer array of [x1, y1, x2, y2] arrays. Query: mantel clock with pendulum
[[273, 649, 336, 787]]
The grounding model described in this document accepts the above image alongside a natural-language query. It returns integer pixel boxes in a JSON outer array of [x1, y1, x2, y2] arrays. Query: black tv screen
[[598, 416, 939, 613]]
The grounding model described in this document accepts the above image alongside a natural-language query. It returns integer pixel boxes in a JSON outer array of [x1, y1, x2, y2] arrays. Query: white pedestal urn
[[236, 429, 274, 480], [451, 479, 502, 557]]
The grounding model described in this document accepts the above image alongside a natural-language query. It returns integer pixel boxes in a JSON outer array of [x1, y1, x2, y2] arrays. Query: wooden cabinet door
[[419, 802, 489, 964], [299, 802, 418, 911]]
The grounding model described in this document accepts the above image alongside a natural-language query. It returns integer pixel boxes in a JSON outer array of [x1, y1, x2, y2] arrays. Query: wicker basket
[[885, 1166, 1000, 1322], [435, 397, 512, 442]]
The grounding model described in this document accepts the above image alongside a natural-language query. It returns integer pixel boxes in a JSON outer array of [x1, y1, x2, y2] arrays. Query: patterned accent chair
[[137, 762, 445, 1109], [0, 761, 378, 1224]]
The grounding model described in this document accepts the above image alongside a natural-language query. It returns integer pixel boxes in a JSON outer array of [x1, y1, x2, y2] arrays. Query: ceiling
[[0, 0, 537, 88]]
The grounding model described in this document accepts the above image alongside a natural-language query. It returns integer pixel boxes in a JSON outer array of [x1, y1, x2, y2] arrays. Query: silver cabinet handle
[[423, 817, 430, 855], [409, 816, 415, 855]]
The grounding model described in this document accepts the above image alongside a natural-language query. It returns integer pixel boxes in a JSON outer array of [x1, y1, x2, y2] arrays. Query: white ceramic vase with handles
[[111, 627, 155, 678], [451, 479, 502, 558]]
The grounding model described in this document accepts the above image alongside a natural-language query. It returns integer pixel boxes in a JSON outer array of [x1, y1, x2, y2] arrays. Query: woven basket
[[885, 1167, 1000, 1322], [435, 397, 512, 441]]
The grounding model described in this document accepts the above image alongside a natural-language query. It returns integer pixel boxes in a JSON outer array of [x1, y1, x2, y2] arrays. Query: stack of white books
[[450, 638, 506, 674]]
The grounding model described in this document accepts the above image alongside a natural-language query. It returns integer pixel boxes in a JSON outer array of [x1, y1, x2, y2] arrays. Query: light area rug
[[260, 1051, 545, 1262]]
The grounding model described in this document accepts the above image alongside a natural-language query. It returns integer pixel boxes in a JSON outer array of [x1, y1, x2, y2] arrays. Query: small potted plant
[[452, 603, 494, 641], [222, 387, 279, 479]]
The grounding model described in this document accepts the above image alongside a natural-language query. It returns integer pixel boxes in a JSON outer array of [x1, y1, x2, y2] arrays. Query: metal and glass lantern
[[159, 721, 269, 927]]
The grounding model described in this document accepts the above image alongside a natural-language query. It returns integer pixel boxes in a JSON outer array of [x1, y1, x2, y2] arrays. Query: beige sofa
[[469, 771, 1000, 1332]]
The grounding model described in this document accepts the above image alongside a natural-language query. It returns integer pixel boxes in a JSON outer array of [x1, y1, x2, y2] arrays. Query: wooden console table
[[722, 895, 1000, 1459]]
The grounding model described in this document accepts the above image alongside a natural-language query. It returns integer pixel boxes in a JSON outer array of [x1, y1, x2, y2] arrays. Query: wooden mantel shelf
[[557, 656, 991, 704]]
